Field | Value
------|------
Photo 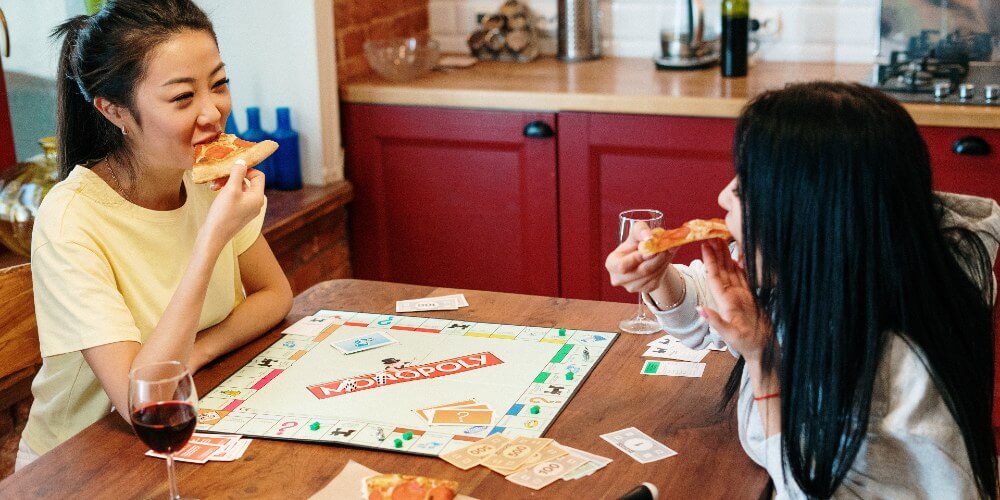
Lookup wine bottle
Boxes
[241,107,275,185]
[721,0,750,77]
[271,107,302,191]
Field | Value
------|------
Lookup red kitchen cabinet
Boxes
[343,104,559,296]
[558,112,737,302]
[921,126,1000,203]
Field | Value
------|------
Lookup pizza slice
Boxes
[363,473,458,500]
[639,218,732,256]
[191,133,278,184]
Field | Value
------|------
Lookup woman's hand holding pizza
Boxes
[698,238,774,363]
[201,162,265,250]
[605,221,675,294]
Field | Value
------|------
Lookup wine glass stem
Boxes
[636,294,648,320]
[166,453,180,500]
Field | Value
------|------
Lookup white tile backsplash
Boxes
[430,0,877,63]
[429,2,459,35]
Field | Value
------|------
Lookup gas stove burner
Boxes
[871,59,1000,105]
[899,67,933,88]
[875,54,969,94]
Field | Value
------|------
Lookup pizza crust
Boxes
[191,139,279,184]
[639,218,731,255]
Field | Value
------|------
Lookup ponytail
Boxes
[52,15,123,180]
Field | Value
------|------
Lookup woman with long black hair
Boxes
[606,82,998,498]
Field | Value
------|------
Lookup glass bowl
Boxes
[363,37,441,82]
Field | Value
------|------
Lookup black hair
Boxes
[727,82,997,498]
[51,0,216,182]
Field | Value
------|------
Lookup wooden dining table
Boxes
[0,279,769,499]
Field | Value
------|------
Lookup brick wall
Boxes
[334,0,431,82]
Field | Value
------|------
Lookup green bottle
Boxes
[721,0,750,77]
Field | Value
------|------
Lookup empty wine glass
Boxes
[129,361,198,500]
[619,209,665,334]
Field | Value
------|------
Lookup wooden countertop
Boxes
[0,181,354,269]
[341,57,1000,129]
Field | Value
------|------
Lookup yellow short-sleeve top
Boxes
[23,165,265,455]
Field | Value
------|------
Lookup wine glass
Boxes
[129,361,198,500]
[619,209,665,334]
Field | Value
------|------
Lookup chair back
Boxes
[0,264,40,409]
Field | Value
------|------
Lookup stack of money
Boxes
[440,434,612,491]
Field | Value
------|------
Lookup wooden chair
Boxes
[0,264,41,478]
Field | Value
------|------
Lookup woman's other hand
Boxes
[605,221,674,294]
[698,238,773,362]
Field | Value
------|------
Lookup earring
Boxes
[121,126,127,136]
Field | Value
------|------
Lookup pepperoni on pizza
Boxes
[191,133,278,184]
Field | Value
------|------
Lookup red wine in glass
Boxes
[129,361,198,500]
[131,401,197,454]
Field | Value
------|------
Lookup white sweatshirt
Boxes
[644,192,1000,499]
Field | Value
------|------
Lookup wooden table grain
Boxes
[0,279,769,499]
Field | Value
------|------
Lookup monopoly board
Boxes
[195,310,618,457]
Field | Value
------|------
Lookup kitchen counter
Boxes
[341,57,999,129]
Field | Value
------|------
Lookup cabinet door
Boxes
[922,126,1000,202]
[343,104,559,296]
[558,112,736,302]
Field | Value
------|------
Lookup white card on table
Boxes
[640,360,705,377]
[642,343,709,363]
[438,294,469,307]
[600,427,677,464]
[395,297,460,312]
[646,334,676,348]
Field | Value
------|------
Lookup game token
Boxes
[376,428,387,441]
[583,347,591,362]
[530,405,540,414]
[402,432,414,441]
[394,438,403,448]
[565,371,574,381]
[310,422,320,431]
[558,328,567,337]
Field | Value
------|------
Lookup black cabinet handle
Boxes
[952,136,991,156]
[523,121,554,139]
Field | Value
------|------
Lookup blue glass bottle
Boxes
[224,113,239,135]
[242,107,275,184]
[271,107,302,190]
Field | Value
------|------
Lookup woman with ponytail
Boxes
[606,82,998,498]
[18,0,292,469]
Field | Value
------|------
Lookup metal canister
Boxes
[557,0,601,62]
